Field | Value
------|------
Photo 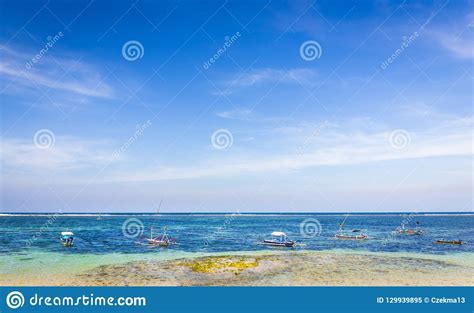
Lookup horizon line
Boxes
[1,211,473,215]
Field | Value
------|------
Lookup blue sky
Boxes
[0,0,472,212]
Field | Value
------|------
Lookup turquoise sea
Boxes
[1,213,473,277]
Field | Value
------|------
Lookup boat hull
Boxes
[262,240,295,247]
[146,239,169,246]
[398,230,424,235]
[335,234,368,240]
[60,240,74,247]
[434,240,462,245]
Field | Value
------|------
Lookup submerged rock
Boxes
[176,256,261,274]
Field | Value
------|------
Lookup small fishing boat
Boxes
[335,229,368,240]
[262,231,296,247]
[434,239,463,245]
[60,231,74,247]
[145,226,175,247]
[335,216,368,240]
[397,224,424,235]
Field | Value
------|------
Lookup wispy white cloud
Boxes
[226,68,318,89]
[103,115,473,182]
[216,108,291,123]
[3,105,470,184]
[430,30,473,59]
[429,13,473,59]
[216,108,253,120]
[0,45,114,99]
[0,137,118,172]
[0,63,114,98]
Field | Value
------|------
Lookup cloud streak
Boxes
[0,137,118,172]
[0,45,114,99]
[224,68,318,89]
[103,116,473,182]
[429,13,474,59]
[3,112,470,184]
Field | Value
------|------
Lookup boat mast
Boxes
[157,199,163,214]
[339,215,349,230]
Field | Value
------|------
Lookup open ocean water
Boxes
[1,213,472,255]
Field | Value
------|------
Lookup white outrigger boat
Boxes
[60,231,74,247]
[145,226,175,247]
[335,216,368,240]
[335,229,368,240]
[262,231,296,247]
[136,201,176,247]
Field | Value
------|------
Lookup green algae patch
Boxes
[178,256,261,275]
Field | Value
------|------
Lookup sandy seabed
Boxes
[4,250,473,286]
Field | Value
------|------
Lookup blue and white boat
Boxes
[60,231,74,247]
[263,231,295,247]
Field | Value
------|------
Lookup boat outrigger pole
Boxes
[339,215,349,230]
[335,215,368,240]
